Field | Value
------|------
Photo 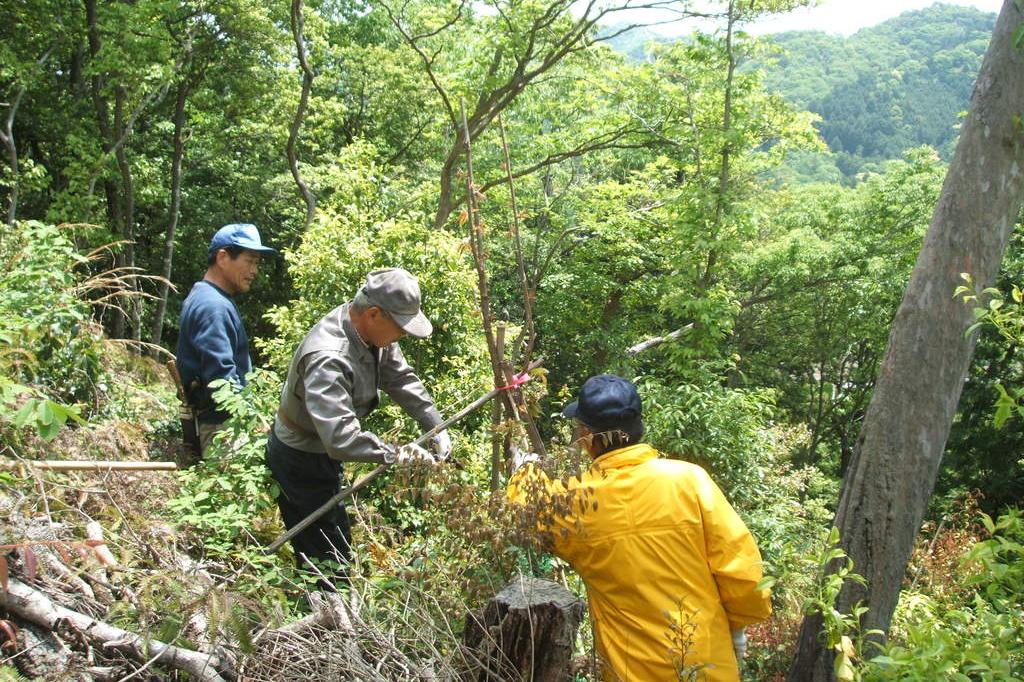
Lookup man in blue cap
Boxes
[176,223,276,458]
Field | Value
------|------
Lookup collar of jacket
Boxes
[590,443,658,472]
[339,302,379,362]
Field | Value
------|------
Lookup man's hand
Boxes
[731,628,748,661]
[509,445,540,473]
[396,443,438,466]
[431,429,453,461]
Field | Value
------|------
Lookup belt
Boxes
[276,407,318,440]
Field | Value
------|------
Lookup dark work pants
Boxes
[265,431,352,587]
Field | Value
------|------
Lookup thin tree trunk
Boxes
[701,0,736,289]
[151,78,189,347]
[1,46,54,226]
[1,86,25,226]
[789,2,1024,678]
[288,0,316,229]
[86,0,126,338]
[114,85,140,344]
[460,102,546,459]
[498,114,537,368]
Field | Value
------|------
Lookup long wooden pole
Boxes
[263,359,543,555]
[0,460,177,472]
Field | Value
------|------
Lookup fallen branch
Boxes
[0,577,229,682]
[0,460,177,472]
[624,324,693,357]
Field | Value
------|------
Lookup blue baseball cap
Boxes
[208,223,277,255]
[563,374,642,431]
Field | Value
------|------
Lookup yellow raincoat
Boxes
[508,443,771,681]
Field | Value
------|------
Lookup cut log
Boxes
[0,577,229,682]
[462,576,584,682]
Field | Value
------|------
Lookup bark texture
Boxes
[462,576,584,682]
[789,2,1024,679]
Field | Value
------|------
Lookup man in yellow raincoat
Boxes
[508,374,771,681]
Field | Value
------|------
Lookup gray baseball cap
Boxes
[360,268,433,338]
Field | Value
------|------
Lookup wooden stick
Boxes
[625,324,694,357]
[263,359,544,555]
[0,460,177,472]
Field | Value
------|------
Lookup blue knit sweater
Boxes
[176,280,251,423]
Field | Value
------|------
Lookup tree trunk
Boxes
[1,87,26,225]
[462,576,585,682]
[114,85,140,344]
[151,78,190,348]
[701,0,736,290]
[86,0,126,339]
[288,0,316,230]
[789,2,1024,679]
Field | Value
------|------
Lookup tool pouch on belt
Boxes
[167,360,201,461]
[179,402,201,459]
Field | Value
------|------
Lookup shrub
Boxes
[864,509,1024,681]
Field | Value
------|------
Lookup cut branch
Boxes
[0,577,229,682]
[625,324,693,357]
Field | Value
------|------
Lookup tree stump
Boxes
[462,576,585,682]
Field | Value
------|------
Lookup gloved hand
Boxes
[731,628,748,661]
[431,429,453,461]
[509,445,540,473]
[396,442,438,466]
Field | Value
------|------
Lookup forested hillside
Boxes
[1,0,1022,680]
[608,4,996,182]
[763,4,995,179]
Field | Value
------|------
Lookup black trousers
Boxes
[265,431,352,582]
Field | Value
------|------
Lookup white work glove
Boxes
[431,429,453,461]
[395,443,438,466]
[509,445,540,473]
[731,628,748,661]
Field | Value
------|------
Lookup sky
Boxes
[645,0,1003,37]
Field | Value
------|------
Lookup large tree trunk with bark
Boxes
[789,2,1024,679]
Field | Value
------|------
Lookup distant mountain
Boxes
[603,4,995,183]
[762,3,994,179]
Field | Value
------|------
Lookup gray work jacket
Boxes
[273,302,442,463]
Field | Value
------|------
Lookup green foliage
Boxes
[864,510,1024,681]
[260,142,490,436]
[0,377,85,441]
[169,369,282,564]
[731,150,944,470]
[0,221,102,405]
[799,528,878,682]
[956,272,1024,427]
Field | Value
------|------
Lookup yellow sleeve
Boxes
[695,468,772,629]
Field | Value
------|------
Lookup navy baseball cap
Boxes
[563,374,642,431]
[208,223,277,255]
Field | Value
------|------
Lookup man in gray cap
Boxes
[267,267,452,585]
[177,223,276,459]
